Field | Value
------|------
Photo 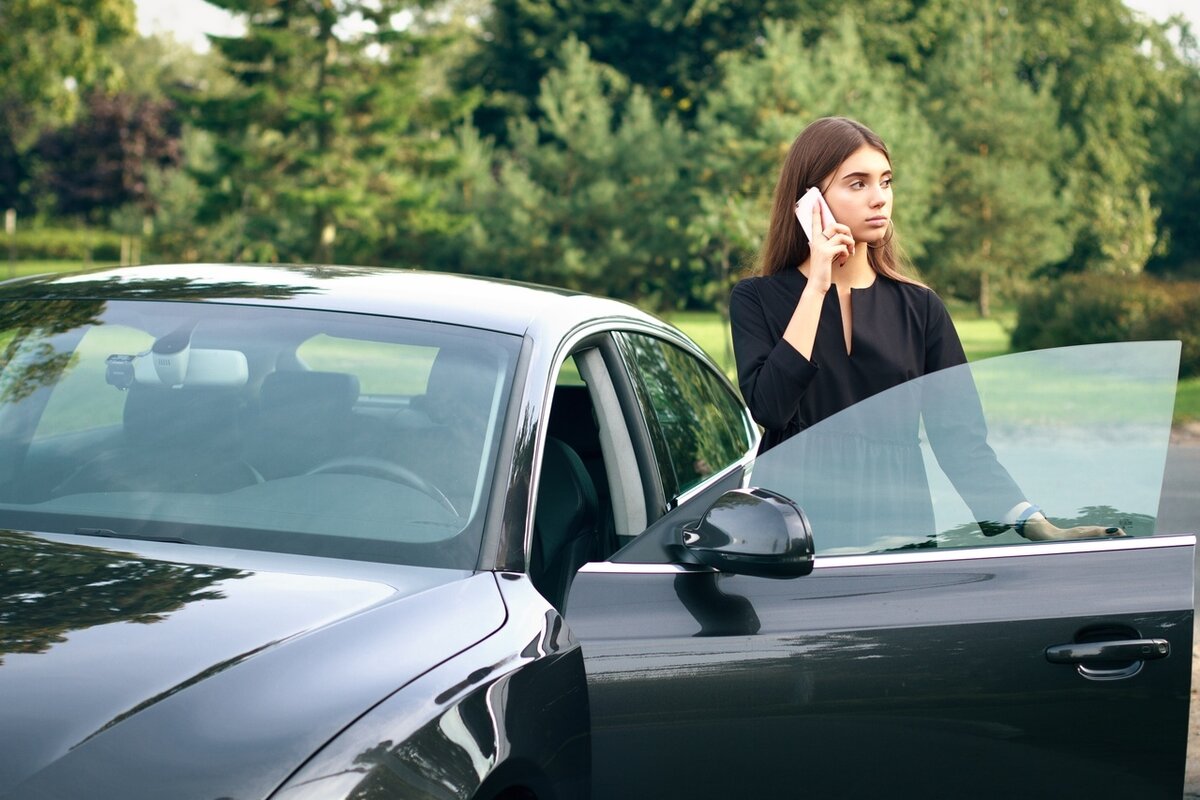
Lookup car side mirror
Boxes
[682,488,814,578]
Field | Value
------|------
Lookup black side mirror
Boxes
[682,487,814,578]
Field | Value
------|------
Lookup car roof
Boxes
[0,263,665,338]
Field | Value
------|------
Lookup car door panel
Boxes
[564,339,1190,797]
[568,537,1193,799]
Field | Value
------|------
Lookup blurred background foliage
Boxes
[1,0,1199,371]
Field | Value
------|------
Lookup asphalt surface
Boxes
[1160,440,1200,798]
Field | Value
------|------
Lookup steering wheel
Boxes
[304,457,458,517]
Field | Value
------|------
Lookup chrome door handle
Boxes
[1045,639,1170,663]
[1045,638,1169,680]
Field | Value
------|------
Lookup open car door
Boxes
[567,341,1193,799]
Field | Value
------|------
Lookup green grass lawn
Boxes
[668,308,1200,425]
[1,259,96,279]
[664,309,1013,374]
[1175,378,1200,426]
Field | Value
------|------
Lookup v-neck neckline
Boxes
[833,277,876,358]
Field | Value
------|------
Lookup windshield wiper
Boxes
[73,527,193,545]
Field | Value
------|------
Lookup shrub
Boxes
[1012,273,1200,377]
[7,227,122,261]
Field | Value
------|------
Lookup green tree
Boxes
[1147,22,1200,276]
[443,38,692,306]
[773,0,1183,281]
[34,90,183,221]
[922,2,1071,315]
[188,0,444,263]
[1012,0,1181,276]
[0,0,137,211]
[461,0,816,137]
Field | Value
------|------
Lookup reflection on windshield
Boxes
[749,342,1180,554]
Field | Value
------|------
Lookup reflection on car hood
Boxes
[0,530,507,799]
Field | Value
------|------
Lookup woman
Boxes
[730,116,1119,544]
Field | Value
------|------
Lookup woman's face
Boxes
[818,144,893,245]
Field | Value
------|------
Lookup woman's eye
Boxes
[850,181,865,189]
[882,178,893,188]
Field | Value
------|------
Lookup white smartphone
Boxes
[794,186,836,242]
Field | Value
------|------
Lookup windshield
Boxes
[0,299,521,569]
[749,341,1180,554]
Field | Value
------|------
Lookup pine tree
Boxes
[188,0,436,263]
[461,0,816,138]
[922,2,1072,315]
[443,38,692,307]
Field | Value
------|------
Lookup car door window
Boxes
[749,341,1181,554]
[617,333,754,504]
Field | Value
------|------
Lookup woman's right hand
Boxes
[806,204,854,295]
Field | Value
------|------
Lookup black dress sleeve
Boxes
[919,290,1027,530]
[730,278,819,433]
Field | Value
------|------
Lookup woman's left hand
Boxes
[1022,516,1127,541]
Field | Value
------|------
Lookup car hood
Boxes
[0,530,507,800]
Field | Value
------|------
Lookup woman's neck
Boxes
[800,246,876,289]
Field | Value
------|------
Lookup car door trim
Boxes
[579,533,1195,574]
[576,346,648,536]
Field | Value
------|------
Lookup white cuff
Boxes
[1003,501,1034,527]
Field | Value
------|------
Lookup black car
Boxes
[0,264,1191,799]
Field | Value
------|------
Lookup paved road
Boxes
[1161,441,1200,798]
[1158,441,1200,537]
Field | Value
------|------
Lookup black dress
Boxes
[730,270,1024,550]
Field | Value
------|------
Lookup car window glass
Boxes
[620,333,753,500]
[34,324,154,438]
[297,335,437,396]
[0,300,520,570]
[749,342,1180,555]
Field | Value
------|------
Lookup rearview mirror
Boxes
[682,488,814,578]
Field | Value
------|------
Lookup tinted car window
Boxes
[750,341,1180,554]
[619,333,753,500]
[0,300,520,569]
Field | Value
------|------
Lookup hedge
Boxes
[1012,273,1200,378]
[5,227,123,261]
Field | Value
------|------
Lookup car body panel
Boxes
[274,575,590,800]
[0,530,505,799]
[0,263,660,344]
[570,536,1194,799]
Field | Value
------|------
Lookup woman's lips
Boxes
[865,218,889,228]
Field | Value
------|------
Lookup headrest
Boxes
[418,347,499,425]
[426,348,496,400]
[259,371,360,418]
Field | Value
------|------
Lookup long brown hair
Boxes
[757,116,924,286]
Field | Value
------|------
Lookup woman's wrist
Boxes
[801,280,829,298]
[1018,512,1051,540]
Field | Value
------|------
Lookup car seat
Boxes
[530,436,599,612]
